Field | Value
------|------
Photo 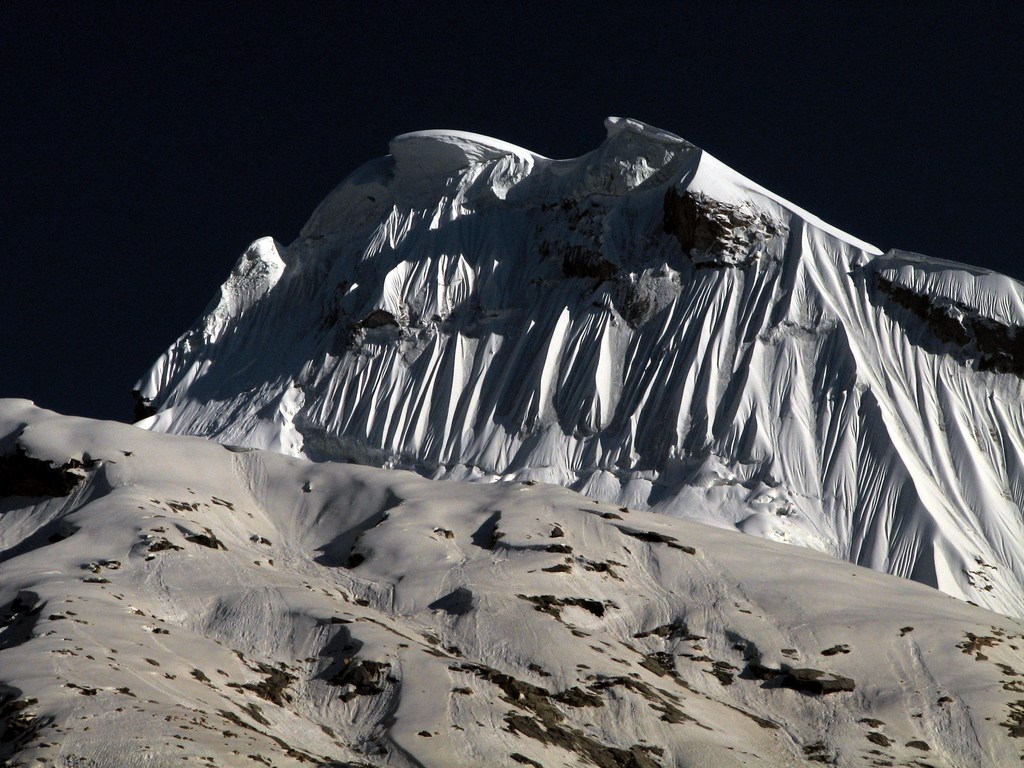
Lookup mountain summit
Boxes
[135,118,1024,617]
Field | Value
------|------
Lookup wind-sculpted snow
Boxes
[3,401,1024,767]
[137,117,1024,617]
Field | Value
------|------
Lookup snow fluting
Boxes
[135,117,1024,618]
[3,399,1024,767]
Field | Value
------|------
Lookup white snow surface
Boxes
[2,399,1024,767]
[136,117,1024,618]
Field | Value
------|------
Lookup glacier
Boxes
[135,117,1024,618]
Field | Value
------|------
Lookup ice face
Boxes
[135,118,1024,617]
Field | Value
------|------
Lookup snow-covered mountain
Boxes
[135,118,1024,618]
[3,400,1024,767]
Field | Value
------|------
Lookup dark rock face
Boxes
[745,663,855,695]
[517,594,612,618]
[611,270,681,329]
[0,684,48,759]
[663,188,787,268]
[561,246,618,281]
[132,389,157,423]
[358,309,400,330]
[0,447,85,498]
[229,663,296,707]
[633,620,691,640]
[184,528,226,550]
[616,526,696,555]
[875,275,1024,377]
[779,667,856,695]
[0,593,42,651]
[327,659,391,701]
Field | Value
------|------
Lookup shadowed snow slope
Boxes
[3,400,1024,767]
[136,118,1024,617]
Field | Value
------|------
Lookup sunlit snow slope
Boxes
[3,400,1024,767]
[136,118,1024,617]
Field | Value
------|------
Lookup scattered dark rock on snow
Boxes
[552,686,603,708]
[166,499,200,513]
[229,663,296,707]
[745,664,855,695]
[821,644,850,656]
[517,594,612,619]
[616,526,695,554]
[639,652,676,678]
[328,659,391,701]
[453,662,658,768]
[579,558,621,579]
[1002,701,1024,737]
[865,731,893,747]
[802,741,832,763]
[541,563,572,573]
[957,631,1000,660]
[527,663,551,678]
[509,753,543,768]
[504,711,661,768]
[184,527,226,550]
[147,538,183,555]
[587,674,696,727]
[633,620,691,640]
[452,662,563,724]
[65,682,98,696]
[0,685,47,752]
[86,559,121,573]
[545,543,573,554]
[707,660,738,686]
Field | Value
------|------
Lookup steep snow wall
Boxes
[136,117,1024,617]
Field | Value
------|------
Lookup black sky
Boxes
[2,3,1022,423]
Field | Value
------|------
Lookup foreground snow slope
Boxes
[2,399,1024,767]
[136,117,1024,617]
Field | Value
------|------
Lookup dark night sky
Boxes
[2,3,1022,423]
